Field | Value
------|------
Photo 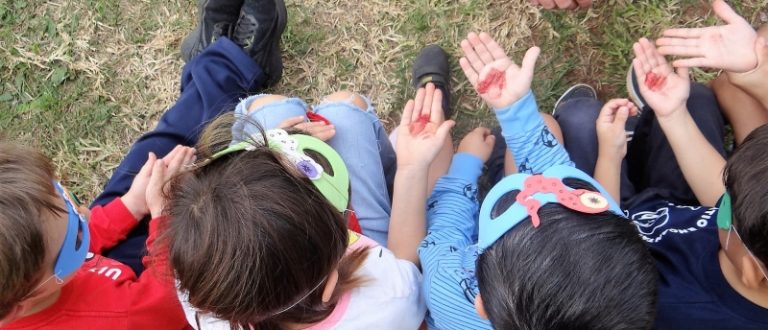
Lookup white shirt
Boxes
[179,233,426,330]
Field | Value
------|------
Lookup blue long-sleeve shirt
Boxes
[418,92,573,329]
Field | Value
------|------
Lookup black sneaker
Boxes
[233,0,288,87]
[180,0,244,62]
[412,45,452,119]
[552,83,597,115]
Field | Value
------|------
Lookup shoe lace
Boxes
[232,12,258,49]
[211,22,233,43]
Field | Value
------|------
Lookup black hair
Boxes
[476,178,657,329]
[724,124,768,265]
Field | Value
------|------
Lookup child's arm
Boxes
[728,38,768,109]
[458,32,573,173]
[389,83,455,265]
[632,38,726,206]
[418,130,494,329]
[594,99,638,201]
[88,152,158,253]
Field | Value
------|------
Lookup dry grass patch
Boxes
[1,0,766,200]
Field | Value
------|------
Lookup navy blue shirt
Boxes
[629,199,768,329]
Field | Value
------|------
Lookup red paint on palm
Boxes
[409,115,430,135]
[644,72,667,92]
[477,69,506,94]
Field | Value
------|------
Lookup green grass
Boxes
[1,0,766,200]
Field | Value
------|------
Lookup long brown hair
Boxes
[161,115,368,330]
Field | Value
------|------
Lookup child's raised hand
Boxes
[656,0,757,73]
[459,32,541,109]
[457,127,496,163]
[146,145,196,219]
[632,38,690,119]
[396,83,455,169]
[596,99,638,160]
[278,116,336,141]
[122,152,157,220]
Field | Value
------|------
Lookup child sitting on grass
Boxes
[0,143,192,329]
[417,32,658,329]
[163,81,458,328]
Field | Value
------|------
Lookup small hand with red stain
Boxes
[459,32,541,110]
[632,38,690,119]
[396,83,455,169]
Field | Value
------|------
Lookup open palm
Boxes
[459,32,540,109]
[396,83,454,169]
[656,0,757,72]
[632,38,690,119]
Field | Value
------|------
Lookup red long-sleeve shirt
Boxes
[3,199,191,330]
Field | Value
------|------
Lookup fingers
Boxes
[422,83,435,119]
[435,120,456,142]
[755,37,768,63]
[137,152,157,178]
[277,116,306,129]
[294,121,336,141]
[478,32,507,61]
[468,32,495,64]
[166,147,194,177]
[671,57,710,68]
[400,100,415,127]
[661,27,704,39]
[676,66,690,81]
[430,87,445,123]
[575,0,592,8]
[712,0,746,25]
[555,0,577,9]
[413,87,426,122]
[461,38,486,73]
[459,57,479,87]
[520,46,541,76]
[656,45,702,57]
[614,106,630,126]
[536,0,556,9]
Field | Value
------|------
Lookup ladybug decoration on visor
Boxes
[477,165,625,251]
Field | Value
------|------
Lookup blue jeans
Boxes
[233,94,396,246]
[91,38,266,274]
[554,83,726,208]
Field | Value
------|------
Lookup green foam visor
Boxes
[211,129,350,212]
[716,192,733,230]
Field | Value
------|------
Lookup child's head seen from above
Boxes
[163,118,367,329]
[0,142,89,323]
[721,124,768,277]
[475,166,658,329]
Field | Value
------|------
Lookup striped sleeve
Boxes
[494,91,574,174]
[418,154,493,330]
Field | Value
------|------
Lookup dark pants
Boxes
[91,38,265,274]
[554,83,726,208]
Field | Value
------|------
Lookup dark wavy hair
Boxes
[476,178,657,329]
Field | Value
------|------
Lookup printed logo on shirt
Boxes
[88,266,123,281]
[631,203,716,243]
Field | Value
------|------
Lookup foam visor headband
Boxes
[214,129,350,212]
[478,165,624,251]
[52,181,90,279]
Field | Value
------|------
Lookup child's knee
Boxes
[247,95,289,114]
[321,91,369,111]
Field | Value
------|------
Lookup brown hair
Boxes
[724,124,768,265]
[0,141,65,319]
[161,115,368,330]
